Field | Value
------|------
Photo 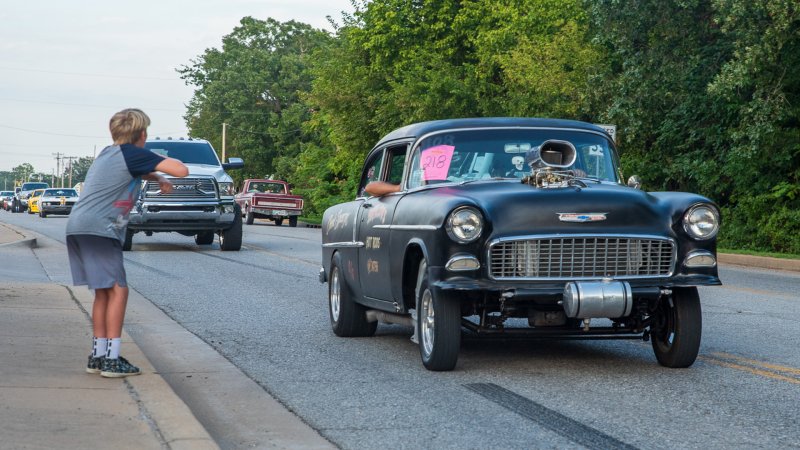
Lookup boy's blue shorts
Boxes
[66,234,127,289]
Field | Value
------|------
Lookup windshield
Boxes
[247,182,285,194]
[144,141,220,166]
[407,129,619,188]
[22,182,49,191]
[43,189,78,197]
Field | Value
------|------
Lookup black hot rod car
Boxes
[320,118,720,371]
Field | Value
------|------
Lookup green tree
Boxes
[12,163,35,185]
[68,157,94,184]
[179,17,331,187]
[308,0,600,200]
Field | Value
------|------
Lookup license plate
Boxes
[274,210,287,216]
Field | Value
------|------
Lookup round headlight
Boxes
[683,204,720,240]
[446,206,483,243]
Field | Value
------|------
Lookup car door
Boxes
[357,144,409,305]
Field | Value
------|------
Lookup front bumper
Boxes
[41,205,73,214]
[252,206,302,217]
[428,266,721,301]
[128,201,236,231]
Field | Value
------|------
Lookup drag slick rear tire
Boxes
[416,259,461,371]
[328,252,376,337]
[651,287,702,368]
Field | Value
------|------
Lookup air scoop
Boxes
[524,140,581,188]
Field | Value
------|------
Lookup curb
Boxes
[718,253,800,273]
[0,222,37,248]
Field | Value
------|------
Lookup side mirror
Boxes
[223,157,244,170]
[627,175,642,190]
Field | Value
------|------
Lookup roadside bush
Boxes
[720,192,800,254]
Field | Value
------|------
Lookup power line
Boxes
[0,97,184,112]
[0,124,106,138]
[0,124,188,139]
[0,66,179,81]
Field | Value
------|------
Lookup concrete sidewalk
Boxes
[0,223,217,449]
[0,220,336,450]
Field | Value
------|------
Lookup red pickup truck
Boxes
[234,179,304,227]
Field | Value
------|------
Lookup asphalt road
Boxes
[2,210,798,450]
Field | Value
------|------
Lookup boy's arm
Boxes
[142,172,175,194]
[155,157,189,177]
[140,158,188,194]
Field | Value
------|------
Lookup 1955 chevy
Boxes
[320,118,721,371]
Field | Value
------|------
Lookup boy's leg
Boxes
[100,283,139,378]
[92,288,110,337]
[104,283,129,339]
[87,288,110,373]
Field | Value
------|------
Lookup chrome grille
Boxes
[143,177,217,199]
[489,236,675,280]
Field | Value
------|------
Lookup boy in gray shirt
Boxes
[67,108,188,377]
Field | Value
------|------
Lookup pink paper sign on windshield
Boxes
[420,145,455,181]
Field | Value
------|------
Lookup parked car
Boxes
[12,182,49,213]
[320,118,721,371]
[126,137,244,251]
[26,189,46,215]
[0,191,13,210]
[38,188,80,218]
[234,179,304,227]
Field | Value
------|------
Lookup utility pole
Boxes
[222,122,228,162]
[52,152,63,187]
[64,156,78,188]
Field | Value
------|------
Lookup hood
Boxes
[168,164,232,183]
[421,180,711,238]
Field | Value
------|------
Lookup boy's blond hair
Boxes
[109,108,151,145]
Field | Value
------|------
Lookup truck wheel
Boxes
[289,216,298,227]
[122,229,134,251]
[651,287,702,368]
[220,205,243,251]
[39,209,47,218]
[245,207,255,225]
[195,231,214,245]
[416,259,461,371]
[273,218,283,226]
[329,252,377,337]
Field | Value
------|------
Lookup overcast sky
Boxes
[0,0,354,175]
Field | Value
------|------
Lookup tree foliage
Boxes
[178,1,798,252]
[178,17,331,188]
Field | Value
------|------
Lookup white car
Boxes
[38,188,80,218]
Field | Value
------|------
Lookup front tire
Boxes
[122,229,133,251]
[651,287,702,368]
[245,206,255,225]
[195,231,214,245]
[219,204,243,251]
[329,252,377,337]
[39,209,46,218]
[273,218,283,226]
[416,260,461,371]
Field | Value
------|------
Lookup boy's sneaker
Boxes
[86,355,104,374]
[100,356,141,378]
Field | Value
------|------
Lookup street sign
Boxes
[596,124,617,142]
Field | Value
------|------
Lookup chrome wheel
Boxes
[420,289,435,357]
[330,267,341,322]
